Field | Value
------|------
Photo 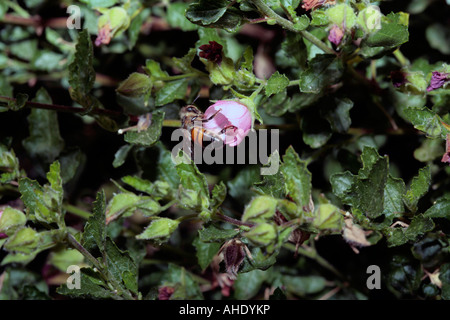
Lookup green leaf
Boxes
[210,181,226,213]
[426,23,450,55]
[176,159,210,212]
[403,165,431,213]
[280,146,312,209]
[136,218,180,244]
[124,111,164,147]
[440,263,450,300]
[22,88,64,163]
[106,192,161,222]
[242,196,278,223]
[330,147,389,219]
[80,0,117,8]
[265,71,290,96]
[193,237,221,271]
[386,215,435,247]
[283,275,326,296]
[424,196,450,219]
[186,0,243,32]
[299,54,343,93]
[365,14,409,48]
[57,268,115,299]
[322,98,354,133]
[383,176,406,222]
[404,106,449,139]
[82,190,106,253]
[234,269,267,300]
[253,163,286,199]
[155,79,189,106]
[105,238,138,293]
[49,249,84,272]
[7,93,28,111]
[167,2,198,31]
[198,224,240,242]
[113,144,133,168]
[414,138,445,162]
[121,175,153,195]
[18,173,62,225]
[68,29,95,97]
[161,264,203,299]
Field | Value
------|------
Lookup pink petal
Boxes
[203,101,252,146]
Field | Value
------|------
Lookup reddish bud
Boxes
[158,286,175,300]
[199,41,223,64]
[390,70,407,88]
[95,24,112,47]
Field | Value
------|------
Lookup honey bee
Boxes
[179,105,236,157]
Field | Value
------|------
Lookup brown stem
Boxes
[215,212,254,228]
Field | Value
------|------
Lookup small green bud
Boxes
[116,72,152,98]
[312,203,344,231]
[356,6,383,33]
[4,227,39,254]
[244,222,277,247]
[242,196,278,223]
[0,207,27,236]
[326,3,357,29]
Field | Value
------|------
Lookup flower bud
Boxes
[202,100,252,147]
[116,72,152,98]
[328,25,344,46]
[0,207,26,237]
[427,71,450,92]
[95,7,130,47]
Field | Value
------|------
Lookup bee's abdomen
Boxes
[192,127,204,146]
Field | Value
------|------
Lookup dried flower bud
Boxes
[390,70,407,88]
[273,211,310,257]
[95,24,112,47]
[158,286,175,300]
[95,7,130,47]
[222,239,246,279]
[199,41,223,64]
[427,71,450,92]
[202,100,252,147]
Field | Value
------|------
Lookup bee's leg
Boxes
[220,125,237,134]
[220,125,238,145]
[202,108,222,122]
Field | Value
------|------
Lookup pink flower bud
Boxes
[328,25,344,46]
[202,100,252,147]
[427,71,450,92]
